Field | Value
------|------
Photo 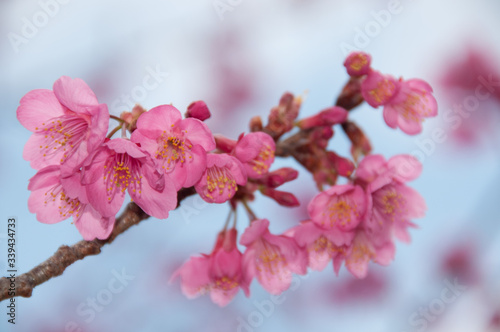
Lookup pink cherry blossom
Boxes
[171,229,250,307]
[382,79,438,135]
[344,52,372,77]
[344,230,395,279]
[28,165,114,240]
[194,154,247,203]
[130,105,216,189]
[240,219,307,295]
[291,221,354,273]
[233,132,275,179]
[308,184,366,231]
[82,138,177,219]
[16,76,109,173]
[361,70,400,108]
[356,154,426,241]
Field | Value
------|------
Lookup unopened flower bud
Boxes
[185,100,211,121]
[336,76,364,111]
[121,104,147,132]
[327,151,354,177]
[214,134,237,153]
[265,92,302,140]
[260,187,300,207]
[262,167,299,188]
[249,116,263,132]
[341,121,372,163]
[297,106,348,129]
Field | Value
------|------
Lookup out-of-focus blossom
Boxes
[291,221,353,273]
[171,229,250,307]
[355,154,426,242]
[308,184,366,231]
[382,78,438,135]
[240,219,307,294]
[344,52,372,77]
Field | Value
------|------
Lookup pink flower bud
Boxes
[342,121,372,163]
[297,106,348,129]
[327,151,354,177]
[260,187,300,207]
[120,104,147,132]
[336,76,364,111]
[344,52,372,77]
[214,134,237,153]
[249,116,263,132]
[185,100,211,121]
[261,167,298,188]
[265,92,302,140]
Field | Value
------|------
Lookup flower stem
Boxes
[110,115,125,123]
[223,208,234,231]
[107,124,122,139]
[241,200,257,223]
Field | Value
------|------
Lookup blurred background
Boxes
[1,0,500,331]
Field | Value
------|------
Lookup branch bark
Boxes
[0,187,196,302]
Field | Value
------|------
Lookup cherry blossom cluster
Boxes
[16,52,437,306]
[345,52,438,135]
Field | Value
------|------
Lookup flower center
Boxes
[206,166,237,199]
[249,145,274,175]
[103,153,142,200]
[310,236,344,256]
[36,115,88,162]
[44,185,83,218]
[350,241,375,263]
[350,54,369,71]
[398,91,431,122]
[257,242,286,276]
[368,79,396,104]
[375,186,406,221]
[214,276,239,291]
[324,198,359,228]
[155,130,193,171]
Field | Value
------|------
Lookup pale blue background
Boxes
[1,0,500,331]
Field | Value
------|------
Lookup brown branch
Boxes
[0,187,196,302]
